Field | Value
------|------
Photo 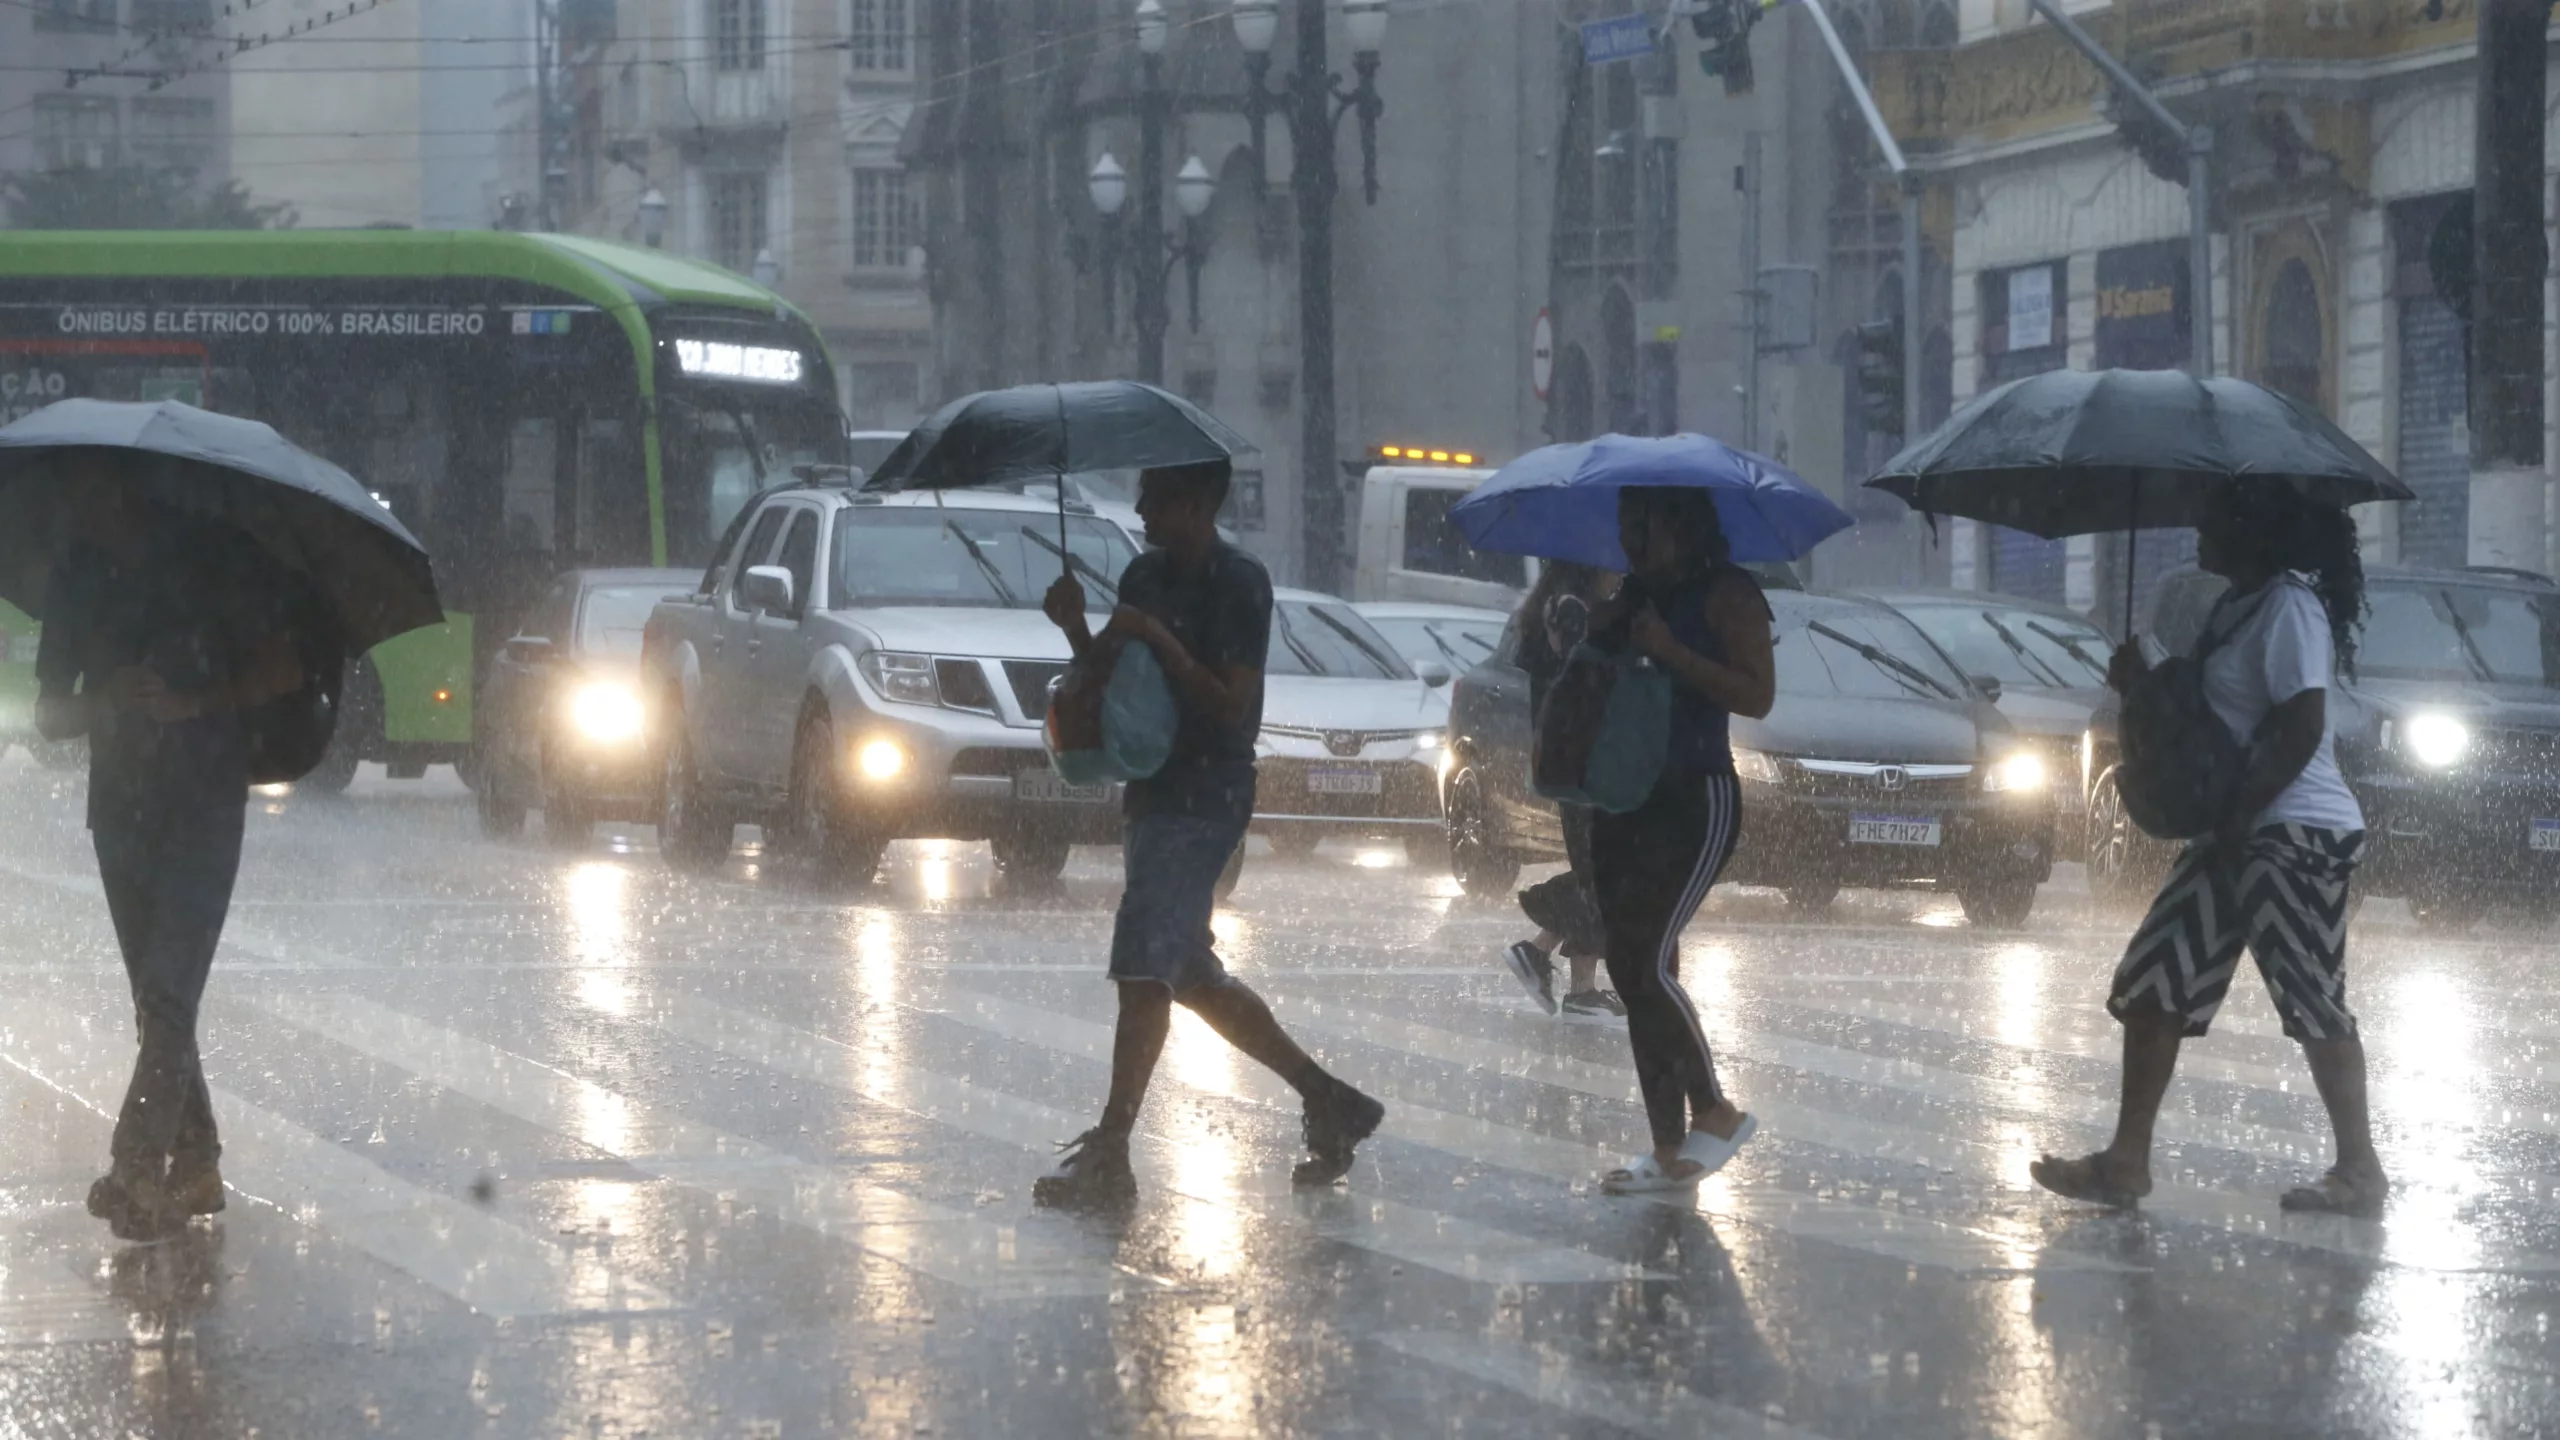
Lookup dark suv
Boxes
[1444,587,2056,927]
[2084,565,2560,929]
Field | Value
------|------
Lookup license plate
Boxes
[1016,771,1110,804]
[2532,819,2560,852]
[1305,766,1384,796]
[1849,813,1942,847]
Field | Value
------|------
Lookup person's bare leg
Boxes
[2300,1037,2386,1187]
[1179,981,1326,1095]
[2034,1008,2181,1202]
[1567,954,1601,994]
[1099,982,1174,1135]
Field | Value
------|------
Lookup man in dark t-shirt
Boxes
[1033,459,1382,1208]
[34,457,307,1241]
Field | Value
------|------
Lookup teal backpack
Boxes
[1531,645,1672,813]
[1045,642,1178,786]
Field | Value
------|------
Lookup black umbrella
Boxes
[1866,368,2410,624]
[0,398,442,652]
[865,380,1256,493]
[1867,368,2409,535]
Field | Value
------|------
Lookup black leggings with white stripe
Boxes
[1591,773,1742,1152]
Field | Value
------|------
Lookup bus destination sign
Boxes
[50,306,491,339]
[672,337,803,384]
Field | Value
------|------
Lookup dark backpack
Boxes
[2116,590,2266,840]
[242,576,348,786]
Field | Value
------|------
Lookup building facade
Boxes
[1877,0,2542,624]
[0,0,231,223]
[550,0,933,432]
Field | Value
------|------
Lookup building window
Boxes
[849,0,909,71]
[130,98,216,175]
[34,96,120,172]
[851,167,912,269]
[131,0,215,29]
[714,0,765,71]
[711,172,769,273]
[32,0,116,33]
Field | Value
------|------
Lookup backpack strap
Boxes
[2190,577,2296,663]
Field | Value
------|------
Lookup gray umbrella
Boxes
[0,398,442,652]
[863,380,1256,492]
[1865,368,2411,538]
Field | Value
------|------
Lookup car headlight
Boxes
[857,651,939,706]
[853,737,907,781]
[2403,712,2471,768]
[569,681,645,744]
[1731,746,1784,785]
[1984,749,2048,793]
[1413,730,1444,752]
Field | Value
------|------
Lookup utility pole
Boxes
[1133,40,1170,387]
[2468,0,2547,570]
[1797,0,1922,445]
[1637,45,1681,437]
[1740,131,1762,450]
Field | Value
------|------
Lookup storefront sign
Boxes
[2094,240,2188,370]
[2006,267,2053,351]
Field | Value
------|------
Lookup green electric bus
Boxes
[0,230,846,788]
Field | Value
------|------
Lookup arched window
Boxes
[1551,344,1596,443]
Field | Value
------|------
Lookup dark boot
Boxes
[1292,1083,1386,1187]
[1031,1128,1138,1211]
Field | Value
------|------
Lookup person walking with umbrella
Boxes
[1452,434,1850,1194]
[862,381,1384,1206]
[1868,368,2413,1214]
[1,400,440,1241]
[1499,559,1624,1017]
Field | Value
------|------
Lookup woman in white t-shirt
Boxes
[2031,480,2387,1216]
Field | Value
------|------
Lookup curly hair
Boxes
[2232,480,2367,676]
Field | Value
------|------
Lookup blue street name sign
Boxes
[1581,13,1657,65]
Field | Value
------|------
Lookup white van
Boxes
[1352,463,1535,610]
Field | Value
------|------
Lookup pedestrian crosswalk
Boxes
[5,845,2560,1433]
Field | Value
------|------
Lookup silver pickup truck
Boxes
[640,482,1143,884]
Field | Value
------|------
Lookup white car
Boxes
[1252,589,1456,858]
[1352,601,1511,679]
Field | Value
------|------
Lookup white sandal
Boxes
[1675,1113,1758,1180]
[1601,1151,1705,1195]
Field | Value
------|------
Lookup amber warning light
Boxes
[1376,445,1479,466]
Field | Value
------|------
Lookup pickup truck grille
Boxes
[1003,660,1072,719]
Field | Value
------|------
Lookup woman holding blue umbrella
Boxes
[1453,434,1850,1194]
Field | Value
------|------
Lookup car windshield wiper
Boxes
[1017,526,1120,607]
[931,505,1017,607]
[2023,620,2111,683]
[2433,590,2496,681]
[1272,608,1328,675]
[1974,612,2067,688]
[1808,621,1958,700]
[1309,608,1406,678]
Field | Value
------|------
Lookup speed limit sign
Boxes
[1531,308,1555,400]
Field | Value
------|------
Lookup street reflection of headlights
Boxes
[1984,750,2048,793]
[2404,712,2471,768]
[854,737,907,781]
[1731,746,1784,785]
[857,651,939,705]
[570,682,645,743]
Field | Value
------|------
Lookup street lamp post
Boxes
[1089,0,1218,388]
[1233,0,1388,596]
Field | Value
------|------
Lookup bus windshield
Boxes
[660,389,848,568]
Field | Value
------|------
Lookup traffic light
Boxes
[1692,0,1770,96]
[1856,318,1904,437]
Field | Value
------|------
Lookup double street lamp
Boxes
[1089,0,1220,387]
[1230,0,1388,596]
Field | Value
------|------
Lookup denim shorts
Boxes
[1107,810,1246,995]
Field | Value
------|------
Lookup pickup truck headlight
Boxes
[1731,746,1784,785]
[2401,711,2471,769]
[858,651,939,706]
[1983,749,2048,793]
[569,681,645,744]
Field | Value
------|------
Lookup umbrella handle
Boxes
[2122,483,2139,639]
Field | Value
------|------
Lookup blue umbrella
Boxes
[1451,432,1853,569]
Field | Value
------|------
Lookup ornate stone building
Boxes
[1873,0,2528,621]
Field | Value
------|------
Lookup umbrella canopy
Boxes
[1865,368,2410,538]
[0,398,442,652]
[1450,433,1854,569]
[865,380,1256,491]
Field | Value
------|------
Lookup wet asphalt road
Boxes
[0,758,2556,1439]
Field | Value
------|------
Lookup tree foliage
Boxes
[2,165,295,231]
